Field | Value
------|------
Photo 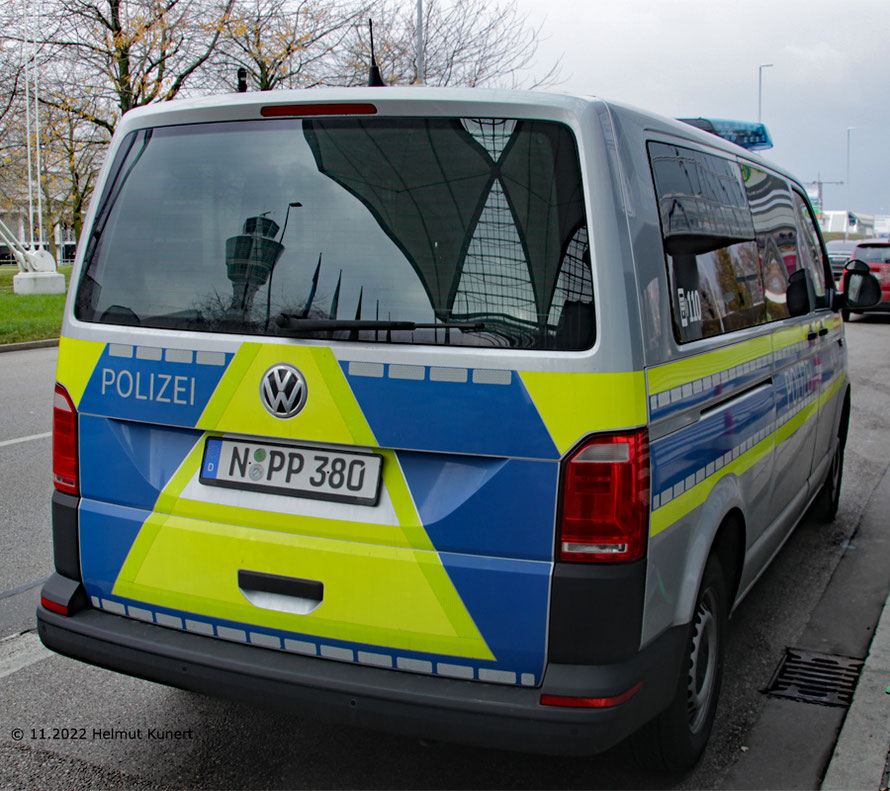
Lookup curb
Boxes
[0,339,60,354]
[821,588,890,790]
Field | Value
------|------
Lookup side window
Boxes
[648,141,764,343]
[739,165,800,321]
[792,190,830,309]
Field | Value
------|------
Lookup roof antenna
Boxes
[368,20,385,87]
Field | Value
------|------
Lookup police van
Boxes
[38,88,880,770]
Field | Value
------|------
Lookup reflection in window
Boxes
[453,178,538,329]
[649,142,765,343]
[461,118,517,160]
[792,191,829,307]
[649,142,753,244]
[742,166,797,320]
[548,226,592,325]
[76,117,594,350]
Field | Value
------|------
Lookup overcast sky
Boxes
[513,0,889,216]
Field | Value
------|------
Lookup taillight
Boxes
[558,430,649,562]
[53,383,78,495]
[540,682,642,708]
[41,596,70,616]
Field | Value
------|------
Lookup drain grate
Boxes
[765,648,864,707]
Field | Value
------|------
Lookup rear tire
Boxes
[812,439,844,522]
[631,555,727,773]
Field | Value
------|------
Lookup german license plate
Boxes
[200,437,383,505]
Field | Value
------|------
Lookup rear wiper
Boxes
[275,314,485,332]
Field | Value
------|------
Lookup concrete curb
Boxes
[0,339,60,354]
[821,592,890,790]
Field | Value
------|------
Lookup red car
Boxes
[848,239,890,316]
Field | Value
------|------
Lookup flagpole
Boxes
[23,0,35,249]
[33,0,45,250]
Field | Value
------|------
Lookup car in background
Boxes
[847,239,890,317]
[826,239,857,283]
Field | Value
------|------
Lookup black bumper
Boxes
[37,575,686,756]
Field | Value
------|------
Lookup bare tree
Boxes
[41,111,106,246]
[212,0,370,91]
[11,0,238,136]
[324,0,562,89]
[0,0,562,253]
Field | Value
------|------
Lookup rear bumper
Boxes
[38,574,686,756]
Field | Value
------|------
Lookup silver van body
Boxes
[38,88,850,767]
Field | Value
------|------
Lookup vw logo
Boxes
[260,364,307,419]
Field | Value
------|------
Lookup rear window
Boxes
[75,116,593,350]
[853,244,890,264]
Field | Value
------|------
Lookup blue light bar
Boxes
[678,118,774,151]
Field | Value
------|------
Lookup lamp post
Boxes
[758,63,773,123]
[845,126,855,241]
[416,0,424,84]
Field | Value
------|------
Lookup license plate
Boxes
[200,437,383,505]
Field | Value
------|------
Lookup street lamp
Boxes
[416,0,424,84]
[758,64,773,123]
[845,126,855,240]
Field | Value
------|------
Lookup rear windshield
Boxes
[854,244,890,264]
[75,117,593,350]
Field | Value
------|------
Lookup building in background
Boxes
[820,210,875,238]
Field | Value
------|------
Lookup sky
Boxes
[512,0,890,216]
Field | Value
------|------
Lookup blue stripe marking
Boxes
[79,416,202,510]
[78,347,232,427]
[79,499,152,596]
[397,450,557,562]
[343,363,559,459]
[649,354,774,422]
[650,385,775,496]
[89,593,537,685]
[435,551,550,682]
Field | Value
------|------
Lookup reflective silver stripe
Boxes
[135,346,162,361]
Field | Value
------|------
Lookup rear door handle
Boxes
[818,327,829,337]
[238,569,324,615]
[807,330,818,341]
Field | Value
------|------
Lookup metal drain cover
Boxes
[765,648,864,707]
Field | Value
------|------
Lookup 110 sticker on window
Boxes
[677,288,703,328]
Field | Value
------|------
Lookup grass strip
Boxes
[0,265,73,344]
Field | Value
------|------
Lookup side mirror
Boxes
[842,260,881,309]
[786,269,810,317]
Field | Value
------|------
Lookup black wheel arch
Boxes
[709,509,745,613]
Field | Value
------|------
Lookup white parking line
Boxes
[0,631,52,680]
[0,432,52,449]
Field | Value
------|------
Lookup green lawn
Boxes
[0,264,73,345]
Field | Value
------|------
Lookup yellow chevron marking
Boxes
[56,337,106,407]
[520,370,647,456]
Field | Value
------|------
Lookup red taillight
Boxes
[260,103,378,118]
[53,383,78,496]
[540,683,642,708]
[41,596,70,616]
[558,430,649,562]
